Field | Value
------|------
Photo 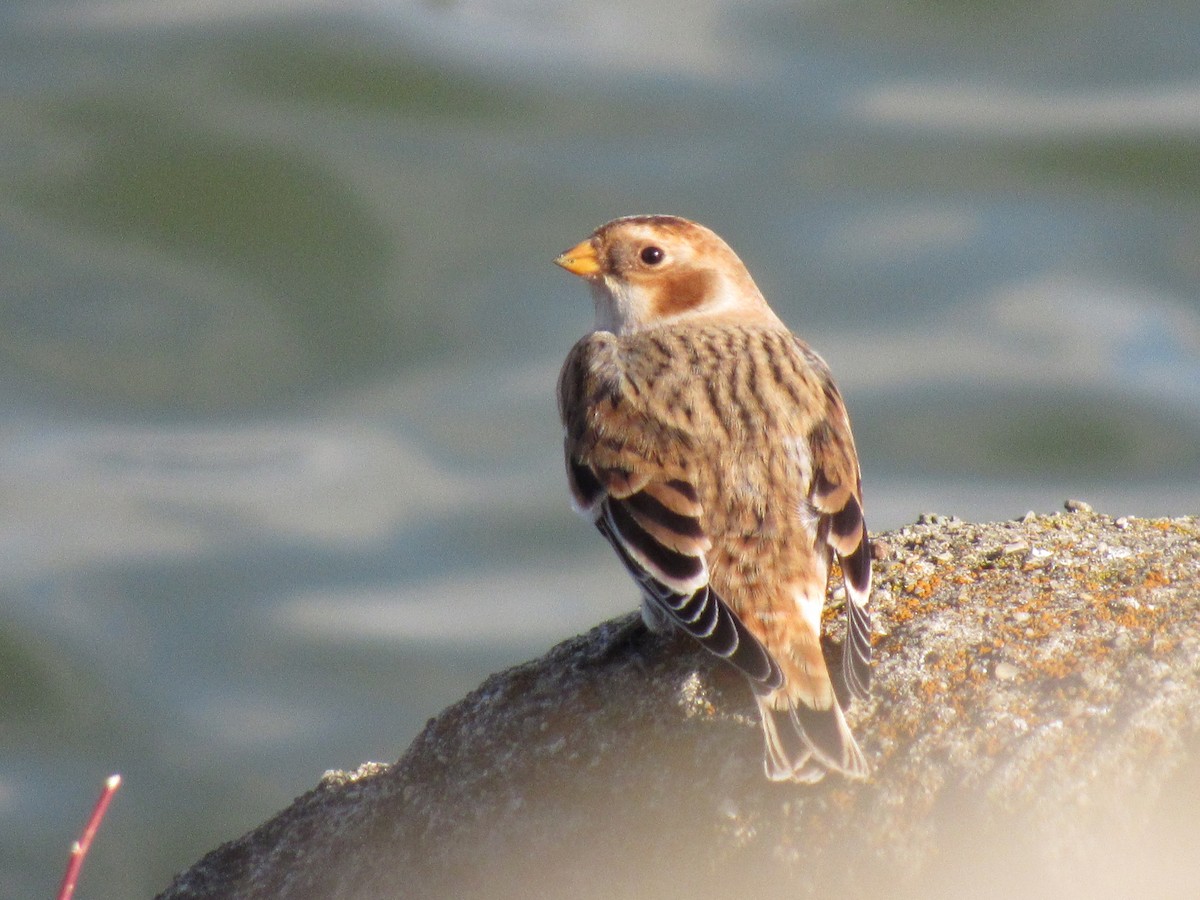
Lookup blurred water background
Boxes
[2,0,1199,896]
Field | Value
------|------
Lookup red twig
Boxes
[57,774,122,900]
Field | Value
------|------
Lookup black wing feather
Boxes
[596,506,782,692]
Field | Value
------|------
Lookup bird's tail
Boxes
[756,691,868,783]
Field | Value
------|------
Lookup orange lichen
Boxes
[1143,570,1170,589]
[884,589,934,625]
[908,574,943,600]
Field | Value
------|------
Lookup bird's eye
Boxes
[640,246,665,265]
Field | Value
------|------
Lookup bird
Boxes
[554,214,872,783]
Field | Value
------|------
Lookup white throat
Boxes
[588,272,757,335]
[589,277,637,334]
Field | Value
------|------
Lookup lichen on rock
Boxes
[158,509,1200,900]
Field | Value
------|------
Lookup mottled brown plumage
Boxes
[555,215,871,782]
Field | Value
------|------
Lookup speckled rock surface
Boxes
[157,510,1200,900]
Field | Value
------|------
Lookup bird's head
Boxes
[555,215,777,334]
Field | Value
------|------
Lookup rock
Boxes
[157,513,1200,900]
[991,660,1020,681]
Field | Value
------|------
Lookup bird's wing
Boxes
[559,334,783,692]
[797,340,873,701]
[594,477,784,692]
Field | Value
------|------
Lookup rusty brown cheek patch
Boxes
[649,269,717,318]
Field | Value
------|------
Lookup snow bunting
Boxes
[555,215,871,782]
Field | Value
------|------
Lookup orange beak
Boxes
[554,239,602,277]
